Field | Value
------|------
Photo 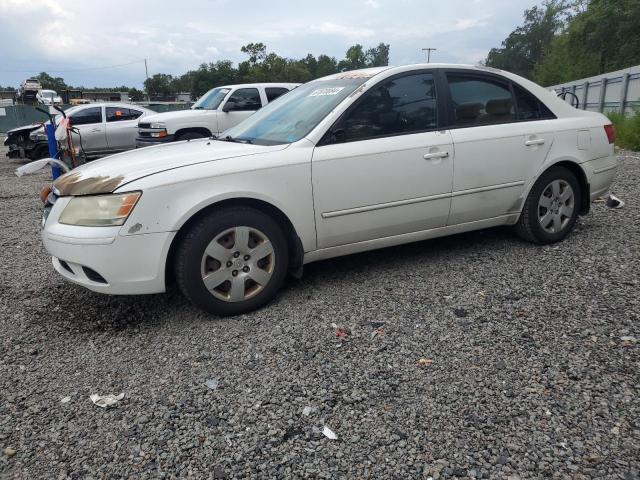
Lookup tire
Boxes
[31,144,49,160]
[177,132,206,141]
[515,166,582,244]
[174,207,289,316]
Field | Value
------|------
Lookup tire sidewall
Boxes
[525,167,582,243]
[177,208,289,316]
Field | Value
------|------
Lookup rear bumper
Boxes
[135,135,175,148]
[584,154,618,201]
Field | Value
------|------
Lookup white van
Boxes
[136,83,298,147]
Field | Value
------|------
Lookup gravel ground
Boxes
[1,137,639,479]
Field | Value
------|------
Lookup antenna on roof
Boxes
[421,48,437,63]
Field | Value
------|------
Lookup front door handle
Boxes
[525,138,545,147]
[423,151,449,160]
[89,128,102,133]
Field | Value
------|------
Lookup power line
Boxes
[0,59,147,73]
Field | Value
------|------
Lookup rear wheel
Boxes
[515,166,581,244]
[174,207,289,316]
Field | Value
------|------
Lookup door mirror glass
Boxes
[222,101,236,113]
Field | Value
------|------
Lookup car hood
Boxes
[142,109,209,124]
[7,123,42,135]
[53,139,288,196]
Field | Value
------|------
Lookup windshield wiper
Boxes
[221,135,252,144]
[192,106,204,110]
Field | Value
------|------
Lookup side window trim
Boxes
[318,68,443,146]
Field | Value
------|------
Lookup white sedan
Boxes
[41,64,618,316]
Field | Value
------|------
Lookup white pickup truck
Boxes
[136,83,298,146]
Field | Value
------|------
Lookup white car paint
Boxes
[42,64,617,298]
[136,83,298,146]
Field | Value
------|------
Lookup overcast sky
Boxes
[0,0,539,89]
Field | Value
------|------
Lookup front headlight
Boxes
[59,192,141,227]
[149,122,166,129]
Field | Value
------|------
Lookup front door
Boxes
[444,72,556,225]
[217,87,263,133]
[68,106,108,153]
[312,71,454,248]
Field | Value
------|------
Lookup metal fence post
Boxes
[619,73,630,115]
[598,78,608,113]
[582,82,589,110]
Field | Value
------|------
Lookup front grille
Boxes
[138,123,151,129]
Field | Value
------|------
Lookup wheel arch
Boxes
[165,197,304,288]
[522,159,590,217]
[174,127,212,140]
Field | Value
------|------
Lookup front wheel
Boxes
[515,166,582,244]
[174,207,289,316]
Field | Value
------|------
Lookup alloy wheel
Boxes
[537,179,575,234]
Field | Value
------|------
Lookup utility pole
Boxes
[144,58,149,102]
[421,48,437,63]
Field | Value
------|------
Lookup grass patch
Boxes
[608,110,640,151]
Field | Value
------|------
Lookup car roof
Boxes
[66,102,155,113]
[215,82,300,89]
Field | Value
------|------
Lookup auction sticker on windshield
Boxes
[309,87,345,97]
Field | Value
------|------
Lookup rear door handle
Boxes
[525,139,545,147]
[423,151,449,160]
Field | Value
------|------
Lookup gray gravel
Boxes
[1,137,639,479]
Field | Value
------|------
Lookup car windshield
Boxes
[192,88,230,110]
[41,90,56,96]
[223,78,368,145]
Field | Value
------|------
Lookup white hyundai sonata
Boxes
[42,64,618,315]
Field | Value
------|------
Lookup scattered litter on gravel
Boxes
[1,140,639,478]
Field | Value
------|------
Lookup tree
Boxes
[365,43,390,67]
[240,43,267,65]
[144,73,175,99]
[339,44,367,71]
[36,72,68,92]
[128,88,145,101]
[315,54,339,77]
[485,0,571,79]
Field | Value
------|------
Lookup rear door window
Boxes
[106,107,144,122]
[265,87,290,102]
[513,84,555,121]
[446,73,515,127]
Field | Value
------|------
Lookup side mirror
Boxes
[222,101,236,113]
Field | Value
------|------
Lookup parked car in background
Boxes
[4,102,155,160]
[42,64,617,316]
[136,83,298,147]
[36,89,62,106]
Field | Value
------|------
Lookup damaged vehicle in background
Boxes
[5,102,155,160]
[41,64,617,316]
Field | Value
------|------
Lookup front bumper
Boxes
[135,135,175,148]
[42,198,175,295]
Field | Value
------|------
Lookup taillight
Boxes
[604,124,615,144]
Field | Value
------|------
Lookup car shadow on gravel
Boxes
[296,225,521,284]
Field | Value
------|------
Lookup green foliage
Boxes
[608,110,640,151]
[30,42,390,101]
[36,71,68,92]
[487,0,640,86]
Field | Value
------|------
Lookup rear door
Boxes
[69,106,107,153]
[217,87,263,132]
[105,107,145,151]
[444,71,556,225]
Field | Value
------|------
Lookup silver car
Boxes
[27,103,155,158]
